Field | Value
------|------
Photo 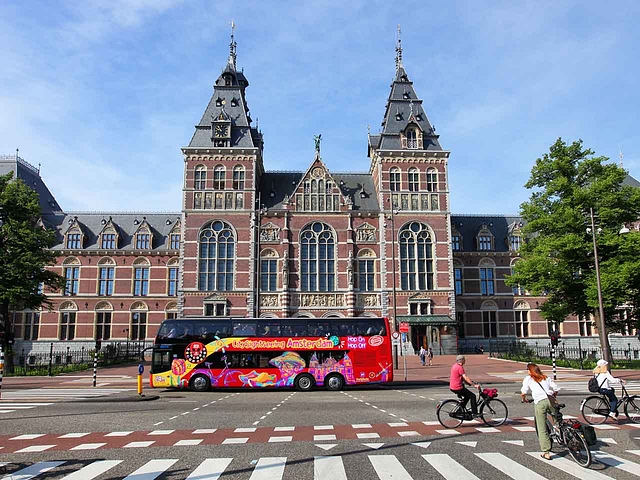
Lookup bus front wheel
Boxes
[295,374,315,392]
[190,374,211,392]
[325,374,344,391]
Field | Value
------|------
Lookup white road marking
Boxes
[185,458,233,480]
[248,457,286,480]
[0,461,64,479]
[592,450,640,476]
[122,459,178,480]
[314,456,347,480]
[477,452,546,480]
[422,453,480,480]
[70,443,106,450]
[528,452,612,479]
[60,460,122,480]
[369,455,413,480]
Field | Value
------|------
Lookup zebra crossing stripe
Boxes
[248,457,287,480]
[475,452,546,480]
[122,459,178,480]
[368,455,413,480]
[314,456,348,480]
[592,451,640,476]
[422,454,480,480]
[527,452,612,479]
[0,461,65,480]
[59,460,122,480]
[185,458,233,480]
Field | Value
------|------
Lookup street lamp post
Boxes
[588,207,612,365]
[388,209,400,370]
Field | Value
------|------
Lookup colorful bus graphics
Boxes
[150,318,393,391]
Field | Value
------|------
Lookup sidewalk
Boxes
[391,353,640,385]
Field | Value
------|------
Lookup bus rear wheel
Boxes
[325,374,344,391]
[295,374,315,392]
[189,374,211,392]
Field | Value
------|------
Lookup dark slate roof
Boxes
[451,214,523,253]
[44,212,181,251]
[623,173,640,188]
[0,155,62,215]
[376,66,443,151]
[186,57,261,149]
[259,172,380,211]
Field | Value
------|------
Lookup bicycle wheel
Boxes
[480,398,508,427]
[564,427,592,467]
[581,396,609,425]
[437,399,464,428]
[624,395,640,423]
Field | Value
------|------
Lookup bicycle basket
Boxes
[482,388,498,398]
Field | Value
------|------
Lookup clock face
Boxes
[214,124,228,137]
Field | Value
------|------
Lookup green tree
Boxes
[506,139,640,361]
[0,172,65,370]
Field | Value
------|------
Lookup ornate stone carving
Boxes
[260,295,279,307]
[356,223,377,242]
[356,294,380,307]
[260,222,281,243]
[290,294,345,307]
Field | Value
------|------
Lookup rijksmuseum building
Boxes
[3,33,639,356]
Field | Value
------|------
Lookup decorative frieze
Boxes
[356,223,377,242]
[356,294,380,307]
[290,293,346,307]
[260,294,279,307]
[260,222,281,243]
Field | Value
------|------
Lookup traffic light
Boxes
[550,333,558,347]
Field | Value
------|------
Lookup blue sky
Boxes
[1,0,639,214]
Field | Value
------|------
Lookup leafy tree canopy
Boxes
[506,138,640,332]
[0,172,65,351]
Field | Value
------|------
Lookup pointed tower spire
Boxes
[395,24,403,70]
[228,20,237,69]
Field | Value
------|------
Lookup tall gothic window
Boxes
[194,165,206,190]
[399,222,434,291]
[454,267,463,295]
[357,250,375,291]
[514,303,530,338]
[389,168,401,192]
[98,263,115,296]
[198,220,235,291]
[480,267,494,295]
[260,250,278,292]
[408,168,419,192]
[64,266,79,296]
[300,222,335,292]
[59,310,76,341]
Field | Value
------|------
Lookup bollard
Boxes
[551,345,557,381]
[0,346,4,400]
[92,350,98,387]
[48,342,54,377]
[137,364,144,396]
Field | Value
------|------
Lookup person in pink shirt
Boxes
[449,355,480,417]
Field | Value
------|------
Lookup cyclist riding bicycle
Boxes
[593,359,626,418]
[449,355,480,419]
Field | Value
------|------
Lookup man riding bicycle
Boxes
[449,355,480,418]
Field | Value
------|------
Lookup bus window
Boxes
[232,321,257,336]
[307,320,331,337]
[159,321,195,340]
[209,320,231,338]
[281,321,307,337]
[331,320,357,336]
[258,320,281,337]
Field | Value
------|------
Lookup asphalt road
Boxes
[1,383,640,479]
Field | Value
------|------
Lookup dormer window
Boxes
[402,90,411,99]
[101,233,115,249]
[407,129,418,149]
[136,233,150,249]
[66,233,81,249]
[215,97,223,107]
[224,75,231,86]
[509,235,522,251]
[230,97,239,107]
[477,227,494,251]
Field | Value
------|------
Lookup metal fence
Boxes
[460,339,640,369]
[5,341,154,376]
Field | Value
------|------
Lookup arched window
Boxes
[260,249,278,292]
[165,301,178,320]
[389,167,401,192]
[59,301,77,341]
[130,302,148,341]
[406,129,418,149]
[199,220,235,291]
[481,301,498,338]
[213,165,225,190]
[95,301,112,340]
[194,165,207,190]
[300,222,335,292]
[399,222,434,291]
[408,168,419,192]
[233,165,245,190]
[514,301,530,338]
[426,168,438,192]
[357,249,376,291]
[62,257,80,296]
[132,257,150,296]
[97,257,115,296]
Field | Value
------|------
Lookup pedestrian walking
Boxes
[520,362,560,460]
[593,359,626,418]
[418,346,426,366]
[426,347,433,366]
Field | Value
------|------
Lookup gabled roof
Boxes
[451,214,523,253]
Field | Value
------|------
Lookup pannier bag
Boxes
[580,424,597,446]
[482,388,498,398]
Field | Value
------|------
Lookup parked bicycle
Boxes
[535,402,592,467]
[581,383,640,425]
[436,385,508,428]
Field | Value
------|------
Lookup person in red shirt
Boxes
[449,355,480,417]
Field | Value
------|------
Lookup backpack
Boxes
[588,375,604,393]
[580,424,597,446]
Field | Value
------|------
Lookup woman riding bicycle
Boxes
[593,359,626,418]
[520,362,560,460]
